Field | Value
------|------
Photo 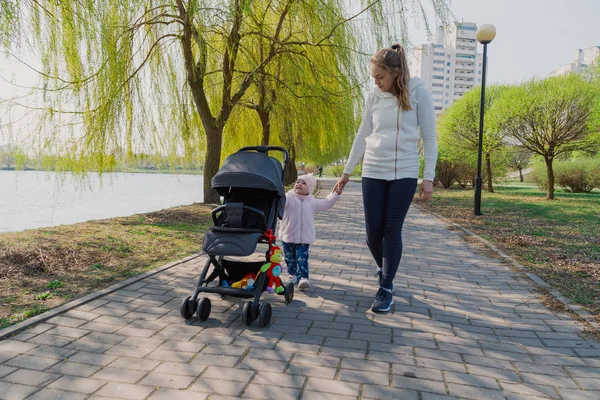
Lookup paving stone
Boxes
[188,378,245,395]
[46,375,107,394]
[300,390,360,400]
[362,384,419,400]
[444,371,500,389]
[305,377,360,396]
[447,383,506,399]
[521,372,579,388]
[242,385,300,399]
[44,326,90,339]
[202,366,254,383]
[94,382,154,399]
[91,367,147,383]
[0,381,40,399]
[147,388,207,400]
[26,388,87,400]
[48,361,103,377]
[65,339,114,353]
[1,369,60,386]
[575,377,600,390]
[253,372,306,388]
[4,355,59,370]
[25,345,74,360]
[47,316,88,328]
[138,372,194,389]
[555,388,600,400]
[0,340,39,355]
[66,352,118,366]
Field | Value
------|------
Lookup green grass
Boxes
[422,184,600,315]
[0,203,213,330]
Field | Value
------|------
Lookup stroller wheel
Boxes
[259,302,272,328]
[197,297,211,321]
[180,296,195,320]
[241,301,253,326]
[284,281,294,304]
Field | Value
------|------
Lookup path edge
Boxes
[414,204,599,330]
[0,253,204,340]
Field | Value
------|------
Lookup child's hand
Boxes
[332,186,342,195]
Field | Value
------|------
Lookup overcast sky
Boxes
[407,0,600,84]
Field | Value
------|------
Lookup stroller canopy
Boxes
[212,150,285,198]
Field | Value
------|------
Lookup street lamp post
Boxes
[474,24,497,216]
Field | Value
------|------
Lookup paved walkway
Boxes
[1,180,599,400]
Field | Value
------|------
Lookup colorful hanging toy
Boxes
[257,245,284,294]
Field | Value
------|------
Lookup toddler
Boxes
[279,174,341,290]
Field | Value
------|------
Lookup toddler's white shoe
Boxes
[288,275,297,284]
[298,278,310,290]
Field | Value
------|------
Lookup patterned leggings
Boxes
[282,242,310,279]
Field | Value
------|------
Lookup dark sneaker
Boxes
[374,269,395,293]
[371,287,394,313]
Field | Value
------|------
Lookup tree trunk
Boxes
[284,156,298,185]
[518,167,524,182]
[485,153,494,193]
[257,108,271,146]
[545,156,555,200]
[203,126,223,204]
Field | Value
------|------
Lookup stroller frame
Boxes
[180,146,294,327]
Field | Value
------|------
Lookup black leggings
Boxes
[362,177,418,290]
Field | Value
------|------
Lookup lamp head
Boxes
[476,24,496,44]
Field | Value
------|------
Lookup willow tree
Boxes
[1,0,450,203]
[438,85,507,192]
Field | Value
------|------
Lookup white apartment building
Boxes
[408,22,485,115]
[549,46,600,77]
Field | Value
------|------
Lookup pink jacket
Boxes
[279,189,340,244]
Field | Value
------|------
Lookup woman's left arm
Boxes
[417,86,438,201]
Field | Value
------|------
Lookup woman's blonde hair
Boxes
[370,44,411,111]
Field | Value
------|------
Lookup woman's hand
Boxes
[334,173,350,194]
[418,180,434,202]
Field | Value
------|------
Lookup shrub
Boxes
[530,158,599,193]
[326,164,361,177]
[327,165,345,177]
[555,159,600,193]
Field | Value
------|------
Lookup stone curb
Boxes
[415,204,600,330]
[0,253,203,340]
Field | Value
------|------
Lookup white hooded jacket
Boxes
[344,77,438,181]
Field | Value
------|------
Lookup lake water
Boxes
[0,170,204,233]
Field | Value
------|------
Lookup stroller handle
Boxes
[238,146,289,182]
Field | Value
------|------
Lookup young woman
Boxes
[334,44,438,313]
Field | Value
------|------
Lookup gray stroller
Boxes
[180,146,294,327]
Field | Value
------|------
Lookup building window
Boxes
[447,62,451,66]
[432,83,443,87]
[434,52,445,56]
[433,75,444,80]
[445,100,449,104]
[433,67,444,72]
[447,69,451,73]
[446,77,450,81]
[478,71,482,74]
[432,90,443,95]
[447,55,451,59]
[433,60,445,64]
[434,106,443,110]
[446,85,450,89]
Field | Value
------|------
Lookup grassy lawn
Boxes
[419,182,600,317]
[0,204,213,329]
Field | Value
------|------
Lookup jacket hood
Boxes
[373,77,425,99]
